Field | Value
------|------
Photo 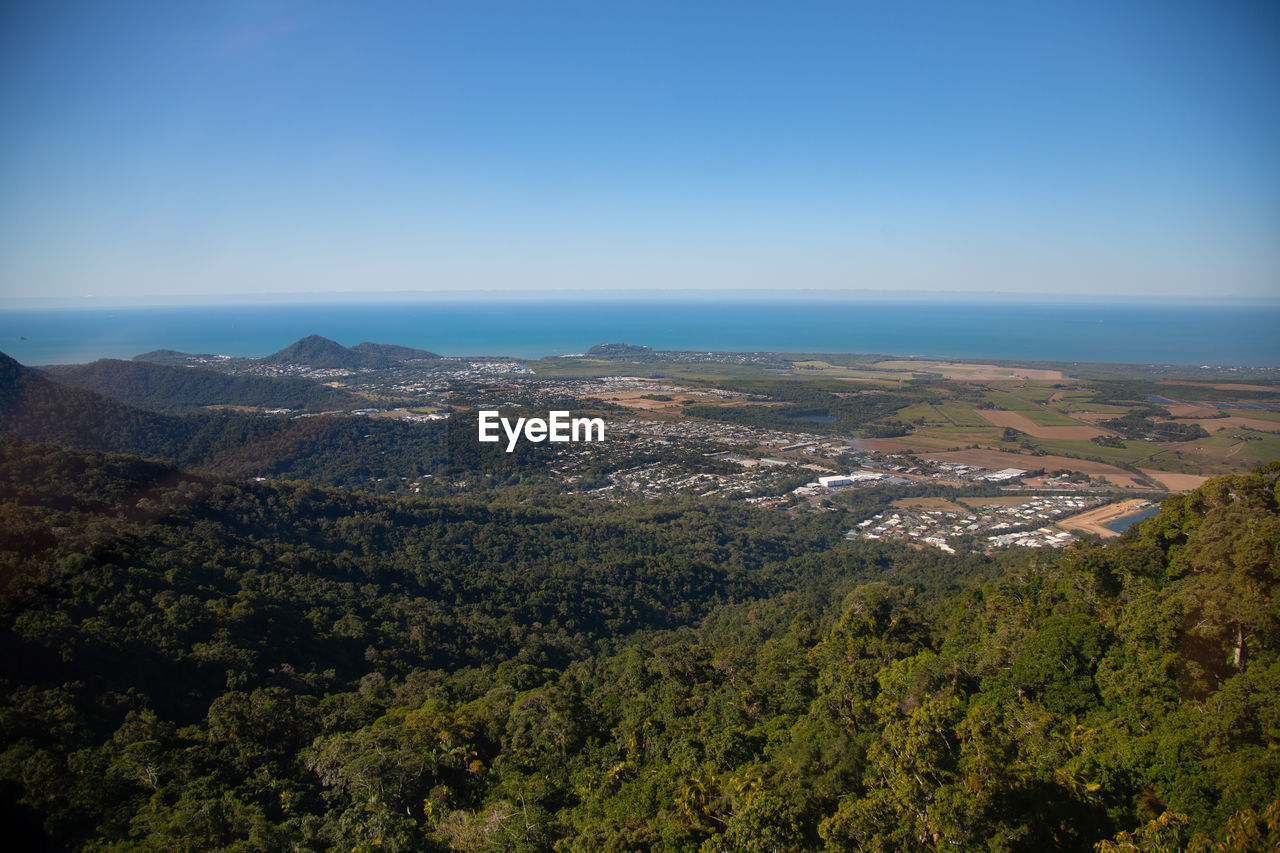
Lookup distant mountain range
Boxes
[137,335,441,371]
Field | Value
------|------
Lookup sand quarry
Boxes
[1058,498,1154,539]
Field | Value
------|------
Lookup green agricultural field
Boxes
[873,359,1002,374]
[896,403,941,422]
[1109,430,1280,477]
[1231,431,1280,464]
[1051,389,1098,402]
[1193,429,1280,461]
[982,390,1043,412]
[1196,430,1253,449]
[526,358,785,383]
[932,401,991,427]
[1043,389,1133,414]
[1065,402,1132,414]
[1009,385,1061,402]
[1224,408,1280,423]
[788,361,901,381]
[1020,436,1163,467]
[1029,408,1098,426]
[982,396,1086,426]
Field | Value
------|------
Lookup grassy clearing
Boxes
[891,497,969,512]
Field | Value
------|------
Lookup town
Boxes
[847,494,1105,553]
[141,344,1262,552]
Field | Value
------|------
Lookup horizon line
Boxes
[4,288,1279,310]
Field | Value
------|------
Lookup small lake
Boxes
[797,414,835,423]
[1103,505,1162,534]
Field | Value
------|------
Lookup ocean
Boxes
[1103,505,1163,534]
[0,299,1276,367]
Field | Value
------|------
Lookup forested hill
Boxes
[0,351,198,460]
[0,435,1276,851]
[0,352,471,489]
[264,335,439,369]
[349,341,442,363]
[39,358,365,414]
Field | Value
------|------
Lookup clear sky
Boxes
[1,0,1277,305]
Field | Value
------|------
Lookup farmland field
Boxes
[976,409,1105,439]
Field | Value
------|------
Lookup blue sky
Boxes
[1,0,1277,305]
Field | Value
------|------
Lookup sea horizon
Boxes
[1,298,1277,368]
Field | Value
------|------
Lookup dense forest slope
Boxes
[0,353,506,490]
[40,359,365,414]
[0,435,1276,851]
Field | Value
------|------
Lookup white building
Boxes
[983,468,1028,481]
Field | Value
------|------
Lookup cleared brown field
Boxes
[1166,404,1221,418]
[1139,469,1210,491]
[976,409,1106,440]
[581,390,697,411]
[200,405,262,413]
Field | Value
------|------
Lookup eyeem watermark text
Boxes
[478,410,606,452]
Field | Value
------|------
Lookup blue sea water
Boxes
[0,299,1276,367]
[1103,505,1163,534]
